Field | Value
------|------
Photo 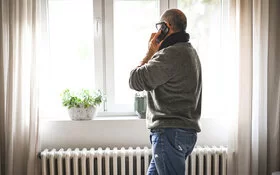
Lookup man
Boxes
[129,9,202,175]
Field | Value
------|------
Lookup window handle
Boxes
[103,94,107,112]
[95,17,102,37]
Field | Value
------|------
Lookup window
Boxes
[177,0,238,118]
[105,0,160,112]
[40,0,95,117]
[41,0,237,119]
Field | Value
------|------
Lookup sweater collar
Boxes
[158,31,190,51]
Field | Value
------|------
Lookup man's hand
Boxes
[148,31,163,55]
[139,31,163,66]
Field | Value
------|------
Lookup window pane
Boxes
[41,0,95,117]
[178,0,238,118]
[113,0,159,109]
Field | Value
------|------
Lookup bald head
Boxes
[160,9,187,32]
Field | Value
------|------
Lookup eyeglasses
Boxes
[155,22,167,31]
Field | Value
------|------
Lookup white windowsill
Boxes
[41,115,143,121]
[40,111,145,121]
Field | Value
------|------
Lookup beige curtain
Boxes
[0,0,48,174]
[227,0,280,174]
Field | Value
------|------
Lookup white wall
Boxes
[40,117,229,151]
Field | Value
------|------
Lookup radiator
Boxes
[40,146,227,175]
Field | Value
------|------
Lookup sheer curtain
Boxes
[0,0,48,174]
[227,0,280,174]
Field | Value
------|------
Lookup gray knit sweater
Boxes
[129,42,202,132]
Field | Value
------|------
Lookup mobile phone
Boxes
[156,23,169,43]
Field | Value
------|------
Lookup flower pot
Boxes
[67,106,97,120]
[134,92,147,119]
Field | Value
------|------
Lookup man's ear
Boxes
[166,22,171,29]
[165,22,174,36]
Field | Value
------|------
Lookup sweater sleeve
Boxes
[129,51,176,91]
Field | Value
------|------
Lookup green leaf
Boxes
[61,88,103,109]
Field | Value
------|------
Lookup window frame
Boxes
[101,0,229,116]
[93,0,105,111]
[102,0,169,114]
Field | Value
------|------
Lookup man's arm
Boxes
[138,31,163,67]
[129,31,171,91]
[129,51,176,91]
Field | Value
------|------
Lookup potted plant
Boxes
[61,89,103,120]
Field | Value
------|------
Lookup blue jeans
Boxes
[147,128,197,175]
